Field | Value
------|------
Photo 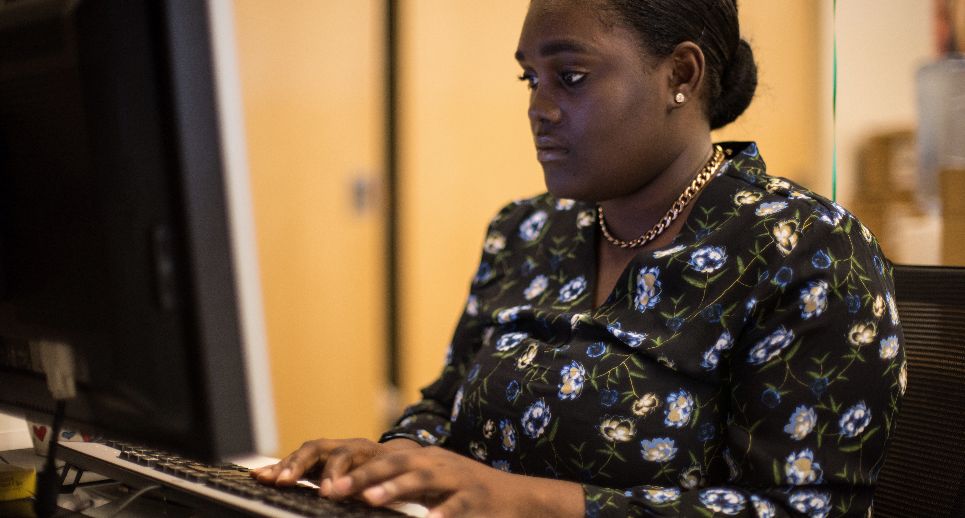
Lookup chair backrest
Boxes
[873,265,965,517]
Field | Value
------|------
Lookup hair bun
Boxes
[710,38,758,130]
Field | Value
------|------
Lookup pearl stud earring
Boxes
[674,92,686,104]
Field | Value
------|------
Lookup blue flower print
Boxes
[700,330,734,370]
[799,280,829,319]
[751,495,777,518]
[755,201,787,216]
[521,398,552,439]
[666,317,684,332]
[557,276,587,303]
[695,227,715,240]
[555,198,575,211]
[518,210,548,242]
[761,387,782,408]
[519,257,537,276]
[600,389,619,408]
[697,422,716,442]
[873,255,884,275]
[585,501,600,518]
[701,303,723,323]
[689,246,728,274]
[450,386,464,422]
[606,323,646,347]
[785,449,823,485]
[496,305,531,324]
[783,405,817,440]
[886,292,900,325]
[499,419,517,452]
[558,361,586,400]
[506,380,520,402]
[664,390,694,428]
[639,486,681,504]
[495,332,528,352]
[466,363,481,383]
[491,459,511,472]
[699,488,746,516]
[635,266,662,313]
[811,249,832,269]
[810,377,829,398]
[879,335,900,360]
[846,292,861,314]
[758,269,770,283]
[523,275,548,300]
[747,326,795,365]
[640,438,678,462]
[788,490,831,518]
[772,266,793,288]
[838,401,871,438]
[586,342,607,358]
[473,262,494,285]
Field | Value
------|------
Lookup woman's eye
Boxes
[517,72,538,90]
[560,71,586,86]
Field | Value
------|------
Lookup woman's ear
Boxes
[668,41,705,108]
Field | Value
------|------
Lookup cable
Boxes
[0,454,9,464]
[34,400,66,518]
[106,484,162,518]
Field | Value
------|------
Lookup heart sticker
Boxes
[32,425,48,442]
[61,430,76,439]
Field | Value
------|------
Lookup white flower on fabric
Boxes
[751,495,777,518]
[879,335,900,360]
[524,275,549,300]
[469,441,487,461]
[491,459,511,472]
[653,244,686,259]
[465,295,479,316]
[598,416,636,442]
[861,223,874,243]
[499,419,517,452]
[872,294,886,318]
[483,231,505,254]
[772,219,800,256]
[496,305,531,324]
[518,210,548,242]
[556,198,575,210]
[632,393,660,416]
[839,401,872,438]
[755,201,787,216]
[557,276,588,303]
[747,326,795,365]
[576,209,595,228]
[789,490,831,518]
[558,361,586,400]
[766,178,791,193]
[663,390,694,428]
[799,280,829,319]
[733,190,763,206]
[516,343,539,370]
[886,292,900,325]
[898,361,908,395]
[520,398,551,439]
[640,438,677,462]
[689,246,728,274]
[482,419,496,439]
[785,449,823,485]
[641,486,681,504]
[783,405,817,440]
[847,321,877,347]
[416,429,439,445]
[699,488,746,516]
[495,332,528,352]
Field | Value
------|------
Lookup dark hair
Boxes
[605,0,757,129]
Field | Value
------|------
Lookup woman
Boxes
[254,1,905,516]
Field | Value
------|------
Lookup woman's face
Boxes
[516,0,682,201]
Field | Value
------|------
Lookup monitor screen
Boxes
[0,0,276,460]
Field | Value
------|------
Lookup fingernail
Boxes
[319,478,331,496]
[333,476,352,495]
[363,485,387,504]
[278,468,292,480]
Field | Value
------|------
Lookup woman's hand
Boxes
[250,437,419,489]
[326,445,584,518]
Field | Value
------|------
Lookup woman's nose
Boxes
[528,88,562,126]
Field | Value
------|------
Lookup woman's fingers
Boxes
[319,443,370,496]
[330,449,417,500]
[253,439,329,485]
[359,471,445,507]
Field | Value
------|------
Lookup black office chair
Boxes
[873,265,965,517]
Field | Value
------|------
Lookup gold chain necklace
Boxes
[597,145,726,249]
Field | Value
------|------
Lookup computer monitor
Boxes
[0,0,277,460]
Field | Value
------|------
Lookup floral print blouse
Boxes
[381,142,905,517]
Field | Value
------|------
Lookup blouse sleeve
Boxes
[379,202,521,447]
[582,214,905,517]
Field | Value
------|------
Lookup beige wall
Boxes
[234,0,388,455]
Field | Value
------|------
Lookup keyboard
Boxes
[57,441,422,517]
